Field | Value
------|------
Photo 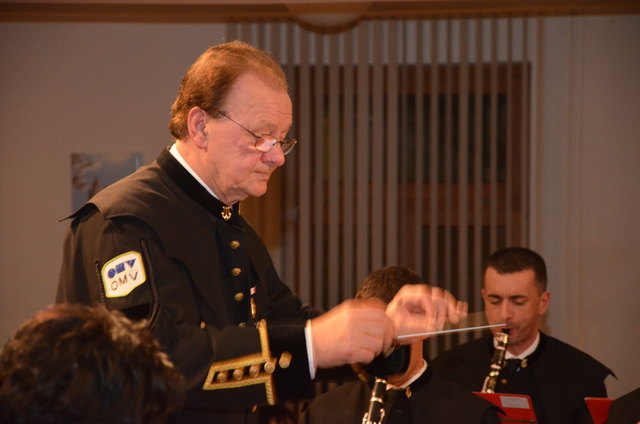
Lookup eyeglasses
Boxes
[214,109,297,155]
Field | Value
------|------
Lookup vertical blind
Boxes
[230,17,533,355]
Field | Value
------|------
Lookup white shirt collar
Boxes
[169,143,219,200]
[502,331,540,359]
[387,359,428,390]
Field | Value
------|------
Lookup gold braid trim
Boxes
[202,320,276,405]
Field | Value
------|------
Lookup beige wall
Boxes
[1,16,638,398]
[533,15,640,398]
[0,21,226,337]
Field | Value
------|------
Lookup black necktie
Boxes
[503,358,522,375]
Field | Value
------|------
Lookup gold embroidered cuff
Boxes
[202,320,277,405]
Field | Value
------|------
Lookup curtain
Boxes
[230,17,533,355]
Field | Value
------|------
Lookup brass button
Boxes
[230,240,240,249]
[233,368,245,380]
[264,360,276,374]
[521,358,528,368]
[278,352,292,369]
[199,321,206,329]
[500,378,508,385]
[234,292,244,302]
[249,364,261,377]
[231,267,242,277]
[216,371,228,383]
[238,322,247,327]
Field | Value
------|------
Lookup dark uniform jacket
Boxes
[608,386,640,424]
[57,148,319,423]
[306,366,502,424]
[429,332,613,424]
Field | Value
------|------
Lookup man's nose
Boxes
[263,144,286,167]
[499,302,512,321]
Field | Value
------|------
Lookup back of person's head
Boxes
[484,247,547,291]
[357,266,424,304]
[0,304,185,424]
[169,40,288,140]
[356,267,425,382]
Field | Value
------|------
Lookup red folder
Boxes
[474,392,537,424]
[584,397,613,424]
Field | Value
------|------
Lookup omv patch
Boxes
[101,251,147,298]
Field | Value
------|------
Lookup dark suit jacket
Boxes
[607,386,640,424]
[57,149,318,423]
[429,332,613,424]
[306,367,501,424]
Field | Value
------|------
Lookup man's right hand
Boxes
[310,298,394,369]
[386,284,468,345]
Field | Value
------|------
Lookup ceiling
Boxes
[1,0,639,24]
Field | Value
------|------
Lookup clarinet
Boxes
[362,377,387,424]
[481,329,510,393]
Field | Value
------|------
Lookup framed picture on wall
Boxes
[71,152,142,212]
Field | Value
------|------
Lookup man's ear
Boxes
[539,290,550,315]
[186,107,209,148]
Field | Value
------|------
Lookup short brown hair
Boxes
[484,247,548,292]
[168,40,288,140]
[357,266,424,304]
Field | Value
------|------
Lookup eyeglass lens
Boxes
[256,135,297,155]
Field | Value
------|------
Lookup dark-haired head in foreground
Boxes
[356,266,425,386]
[0,304,185,424]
